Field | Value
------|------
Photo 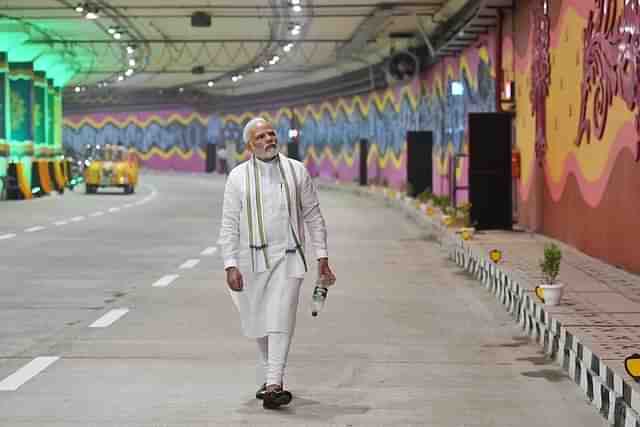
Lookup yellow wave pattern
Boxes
[222,47,491,126]
[434,143,468,179]
[64,112,208,130]
[302,144,405,170]
[63,44,491,141]
[133,146,206,161]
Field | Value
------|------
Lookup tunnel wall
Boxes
[60,0,640,276]
[62,34,497,193]
[514,0,640,273]
[63,109,210,172]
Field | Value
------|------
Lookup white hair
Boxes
[243,117,269,144]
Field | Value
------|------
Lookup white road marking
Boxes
[108,207,120,213]
[152,274,179,287]
[89,212,104,217]
[201,247,218,256]
[179,259,200,269]
[0,233,17,240]
[24,226,45,233]
[53,221,68,226]
[89,309,129,328]
[123,204,133,208]
[0,357,60,391]
[70,216,85,222]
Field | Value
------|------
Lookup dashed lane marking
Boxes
[152,274,180,288]
[89,309,130,328]
[179,259,200,269]
[0,357,60,391]
[0,233,17,240]
[24,226,45,233]
[201,247,218,256]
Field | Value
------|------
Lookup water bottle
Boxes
[311,284,329,317]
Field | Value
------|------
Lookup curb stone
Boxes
[317,180,640,427]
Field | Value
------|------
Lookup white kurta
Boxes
[218,155,328,338]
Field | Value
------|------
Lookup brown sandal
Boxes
[262,388,292,409]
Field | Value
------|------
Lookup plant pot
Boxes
[456,227,475,240]
[536,283,565,306]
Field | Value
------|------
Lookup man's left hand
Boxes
[317,258,336,286]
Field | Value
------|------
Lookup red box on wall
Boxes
[511,151,521,179]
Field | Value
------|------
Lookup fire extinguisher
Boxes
[511,150,521,179]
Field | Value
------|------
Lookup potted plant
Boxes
[455,202,474,238]
[536,243,564,305]
[441,205,455,226]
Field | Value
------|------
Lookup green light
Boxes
[0,21,29,52]
[34,52,65,72]
[50,63,78,88]
[7,44,48,62]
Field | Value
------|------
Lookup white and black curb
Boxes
[317,181,640,427]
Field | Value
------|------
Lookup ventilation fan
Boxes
[385,49,419,84]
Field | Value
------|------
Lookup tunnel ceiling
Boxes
[1,0,510,110]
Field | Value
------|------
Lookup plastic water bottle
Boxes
[311,284,329,317]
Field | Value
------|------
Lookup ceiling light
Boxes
[126,45,136,54]
[128,58,136,67]
[291,28,300,35]
[292,5,302,12]
[291,0,301,4]
[74,86,81,92]
[207,81,214,87]
[125,68,134,76]
[75,4,84,13]
[113,32,122,40]
[108,27,117,34]
[118,75,124,81]
[254,66,264,73]
[84,5,100,20]
[179,87,184,92]
[283,43,294,52]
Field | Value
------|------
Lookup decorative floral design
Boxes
[576,0,640,160]
[10,91,25,131]
[530,0,551,164]
[33,103,42,136]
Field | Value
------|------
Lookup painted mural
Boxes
[63,109,209,172]
[516,0,640,272]
[63,34,497,201]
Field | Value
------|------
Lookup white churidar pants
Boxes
[256,332,293,386]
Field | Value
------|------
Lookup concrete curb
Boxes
[317,180,640,427]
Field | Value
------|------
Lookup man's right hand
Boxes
[226,267,244,292]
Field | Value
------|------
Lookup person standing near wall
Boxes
[217,145,228,176]
[217,117,336,409]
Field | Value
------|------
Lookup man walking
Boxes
[217,117,336,409]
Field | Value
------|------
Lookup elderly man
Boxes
[217,117,336,410]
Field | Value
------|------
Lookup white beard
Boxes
[255,144,280,160]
